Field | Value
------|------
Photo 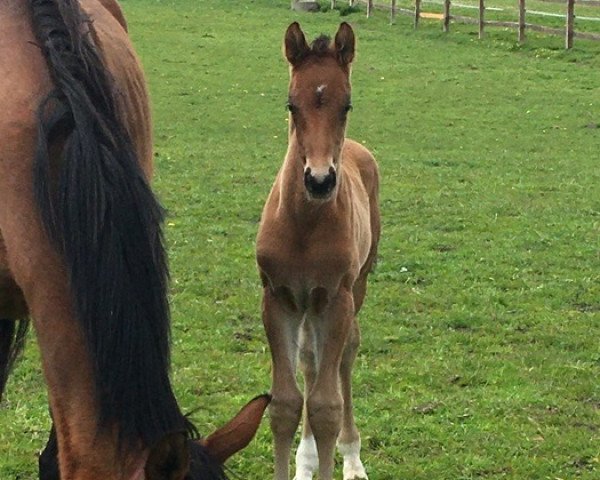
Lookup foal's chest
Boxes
[256,220,360,301]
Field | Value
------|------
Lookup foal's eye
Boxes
[286,102,298,114]
[340,103,353,119]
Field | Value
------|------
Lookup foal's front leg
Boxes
[263,287,304,480]
[307,288,354,480]
[295,322,319,480]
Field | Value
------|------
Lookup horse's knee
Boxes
[306,392,343,439]
[269,389,303,436]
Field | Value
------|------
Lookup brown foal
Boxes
[256,22,380,480]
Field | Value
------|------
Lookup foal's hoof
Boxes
[294,469,317,480]
[345,474,369,480]
[343,463,368,480]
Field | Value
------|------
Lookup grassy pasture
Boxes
[1,0,599,478]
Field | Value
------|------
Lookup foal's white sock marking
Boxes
[338,440,368,480]
[294,434,318,480]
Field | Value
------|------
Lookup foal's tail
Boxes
[29,0,188,449]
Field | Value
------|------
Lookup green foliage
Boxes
[1,1,598,479]
[338,4,363,16]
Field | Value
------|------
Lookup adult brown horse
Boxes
[0,0,267,479]
[256,22,380,480]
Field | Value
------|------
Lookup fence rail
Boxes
[328,0,600,48]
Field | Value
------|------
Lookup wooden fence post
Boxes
[391,0,397,23]
[415,0,422,28]
[367,0,373,17]
[566,0,575,49]
[443,0,451,32]
[479,0,485,38]
[518,0,526,43]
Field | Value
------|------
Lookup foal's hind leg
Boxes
[337,317,368,480]
[335,269,372,480]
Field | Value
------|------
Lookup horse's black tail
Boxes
[29,0,188,450]
[0,319,29,401]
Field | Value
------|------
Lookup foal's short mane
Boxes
[310,34,333,56]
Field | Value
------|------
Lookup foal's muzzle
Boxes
[304,166,337,199]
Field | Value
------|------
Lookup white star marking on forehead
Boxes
[316,84,327,95]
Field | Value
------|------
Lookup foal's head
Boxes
[284,22,355,201]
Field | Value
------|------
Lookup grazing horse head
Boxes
[146,394,271,480]
[38,394,270,480]
[284,22,355,201]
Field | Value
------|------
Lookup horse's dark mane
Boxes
[29,0,196,455]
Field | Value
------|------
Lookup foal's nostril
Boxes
[304,168,337,198]
[328,169,337,187]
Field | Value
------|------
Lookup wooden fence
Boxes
[328,0,600,48]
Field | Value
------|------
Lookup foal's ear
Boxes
[146,432,190,480]
[199,394,271,463]
[284,22,310,66]
[334,22,355,66]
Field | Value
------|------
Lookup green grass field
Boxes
[1,0,599,478]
